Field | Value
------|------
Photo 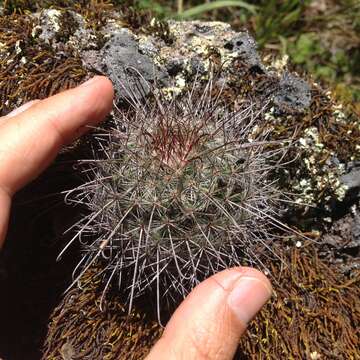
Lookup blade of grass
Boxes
[176,0,258,19]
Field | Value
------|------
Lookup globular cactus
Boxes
[61,72,290,318]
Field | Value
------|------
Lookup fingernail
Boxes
[6,100,40,118]
[227,276,272,325]
[79,76,99,88]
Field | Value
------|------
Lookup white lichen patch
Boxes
[271,54,289,71]
[67,13,98,51]
[310,351,321,360]
[138,37,159,59]
[31,9,61,43]
[142,20,238,74]
[161,74,187,99]
[295,126,348,205]
[31,9,98,51]
[46,9,62,32]
[0,46,8,63]
[264,107,276,122]
[333,107,346,123]
[15,40,22,55]
[32,9,62,42]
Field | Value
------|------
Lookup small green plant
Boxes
[254,0,310,47]
[288,32,336,80]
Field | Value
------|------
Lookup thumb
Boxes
[146,267,272,360]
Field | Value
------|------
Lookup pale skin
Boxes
[0,76,272,360]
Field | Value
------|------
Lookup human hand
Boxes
[146,267,271,360]
[0,76,114,248]
[0,76,271,359]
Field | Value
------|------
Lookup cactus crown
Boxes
[63,74,288,318]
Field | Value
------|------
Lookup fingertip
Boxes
[78,75,114,97]
[97,76,115,113]
[0,188,11,250]
[91,76,114,98]
[75,75,114,117]
[232,267,272,295]
[147,267,272,360]
[206,267,272,298]
[227,267,272,326]
[36,75,114,143]
[96,75,114,93]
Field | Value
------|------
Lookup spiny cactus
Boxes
[61,72,293,318]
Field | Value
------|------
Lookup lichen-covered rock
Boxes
[223,32,262,69]
[32,9,98,51]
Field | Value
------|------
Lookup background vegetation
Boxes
[1,0,358,110]
[126,0,360,111]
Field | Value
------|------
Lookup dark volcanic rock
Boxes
[224,32,263,70]
[341,162,360,200]
[274,72,311,113]
[322,208,360,273]
[82,31,168,103]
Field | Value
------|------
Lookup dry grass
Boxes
[42,266,162,360]
[240,243,360,358]
[42,243,360,359]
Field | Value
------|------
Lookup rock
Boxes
[224,32,263,70]
[341,162,360,199]
[31,11,313,113]
[33,9,98,51]
[322,207,360,273]
[165,58,185,76]
[273,72,311,113]
[352,212,360,246]
[34,9,63,45]
[82,30,168,103]
[82,20,312,113]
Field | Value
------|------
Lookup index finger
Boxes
[0,76,114,197]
